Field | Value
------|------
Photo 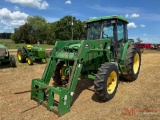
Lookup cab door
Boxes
[116,20,128,60]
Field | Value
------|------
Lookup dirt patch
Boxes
[0,51,160,120]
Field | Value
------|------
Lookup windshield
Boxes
[87,20,114,40]
[102,21,113,39]
[87,21,101,40]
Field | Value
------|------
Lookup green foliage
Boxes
[0,33,11,39]
[27,16,47,43]
[11,28,21,44]
[11,15,86,44]
[45,22,57,45]
[55,15,85,40]
[55,16,72,40]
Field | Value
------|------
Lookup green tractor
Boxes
[0,44,16,67]
[30,15,141,116]
[17,45,48,65]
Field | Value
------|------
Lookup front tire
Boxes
[94,63,119,102]
[10,55,16,67]
[27,57,33,65]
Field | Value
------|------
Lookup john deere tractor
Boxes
[0,44,16,67]
[17,45,48,65]
[30,15,141,116]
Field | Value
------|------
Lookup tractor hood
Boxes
[53,39,111,60]
[65,43,80,51]
[55,41,81,60]
[68,43,81,48]
[31,46,45,51]
[0,44,6,49]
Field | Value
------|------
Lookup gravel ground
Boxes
[0,51,160,120]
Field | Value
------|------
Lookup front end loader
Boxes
[30,15,141,116]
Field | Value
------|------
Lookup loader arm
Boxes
[31,39,111,116]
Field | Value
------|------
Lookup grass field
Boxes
[0,39,54,49]
[0,50,160,120]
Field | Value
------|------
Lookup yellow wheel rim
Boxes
[133,53,140,74]
[28,59,31,65]
[45,58,49,63]
[17,52,22,61]
[107,71,117,94]
[60,64,67,80]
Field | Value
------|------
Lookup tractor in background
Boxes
[17,45,48,65]
[30,15,141,116]
[0,44,16,67]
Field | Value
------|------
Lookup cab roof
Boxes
[86,15,128,23]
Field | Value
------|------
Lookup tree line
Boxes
[11,15,86,44]
[0,33,12,39]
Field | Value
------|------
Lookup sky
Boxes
[0,0,160,43]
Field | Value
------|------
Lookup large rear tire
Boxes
[17,48,27,63]
[94,63,119,102]
[122,45,141,81]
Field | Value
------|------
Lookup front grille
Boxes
[64,47,78,53]
[0,48,6,57]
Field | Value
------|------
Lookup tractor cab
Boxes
[85,16,129,60]
[86,16,128,42]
